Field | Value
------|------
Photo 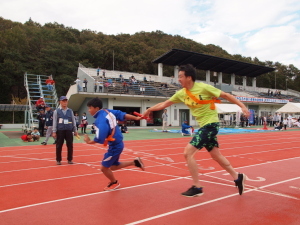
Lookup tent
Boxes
[276,102,300,113]
[215,103,242,114]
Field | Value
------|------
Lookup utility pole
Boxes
[113,50,115,71]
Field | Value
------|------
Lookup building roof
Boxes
[0,104,29,111]
[152,49,275,77]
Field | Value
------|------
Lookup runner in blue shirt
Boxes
[84,97,145,191]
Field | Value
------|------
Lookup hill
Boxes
[0,17,299,105]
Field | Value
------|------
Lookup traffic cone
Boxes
[263,121,268,130]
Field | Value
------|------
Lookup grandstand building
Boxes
[64,49,299,127]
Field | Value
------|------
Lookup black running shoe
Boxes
[134,157,145,171]
[181,186,203,197]
[234,173,245,195]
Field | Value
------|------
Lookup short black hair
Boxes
[87,97,103,109]
[179,64,196,82]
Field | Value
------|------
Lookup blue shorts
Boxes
[101,142,124,168]
[190,123,219,151]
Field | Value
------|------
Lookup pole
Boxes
[113,50,115,70]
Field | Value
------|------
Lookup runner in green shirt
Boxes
[142,64,250,197]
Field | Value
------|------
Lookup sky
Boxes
[1,0,300,69]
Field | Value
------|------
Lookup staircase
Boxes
[24,73,59,129]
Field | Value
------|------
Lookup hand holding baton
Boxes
[133,111,149,120]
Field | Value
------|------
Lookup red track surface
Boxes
[0,131,300,224]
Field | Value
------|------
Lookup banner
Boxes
[249,109,255,125]
[235,96,289,104]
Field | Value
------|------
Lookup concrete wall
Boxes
[0,124,25,129]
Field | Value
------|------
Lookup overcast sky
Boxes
[1,0,300,68]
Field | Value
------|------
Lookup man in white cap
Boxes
[52,96,78,165]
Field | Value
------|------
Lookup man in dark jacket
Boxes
[37,109,46,137]
[52,96,78,165]
[41,105,56,145]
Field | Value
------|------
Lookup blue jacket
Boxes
[182,123,192,134]
[93,109,126,146]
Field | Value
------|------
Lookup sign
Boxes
[235,96,289,104]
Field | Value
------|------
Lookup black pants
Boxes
[56,130,73,162]
[39,122,45,136]
[81,124,87,133]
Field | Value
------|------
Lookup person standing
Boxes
[83,78,88,92]
[81,112,88,134]
[74,78,82,92]
[52,96,77,165]
[97,67,100,76]
[161,109,168,132]
[94,80,98,92]
[37,109,46,137]
[283,117,288,130]
[74,112,80,130]
[142,64,249,197]
[98,79,103,93]
[41,105,56,145]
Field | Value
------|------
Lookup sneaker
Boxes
[181,186,203,197]
[41,142,47,145]
[56,161,61,165]
[103,180,120,191]
[68,161,74,164]
[234,173,245,195]
[134,157,145,171]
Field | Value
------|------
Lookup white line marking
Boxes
[0,173,100,188]
[290,186,300,190]
[125,191,255,225]
[0,177,182,214]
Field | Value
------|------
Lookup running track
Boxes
[0,131,299,224]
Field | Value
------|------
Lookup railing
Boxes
[24,73,35,129]
[78,65,300,100]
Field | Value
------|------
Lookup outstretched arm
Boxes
[125,114,142,121]
[142,100,174,117]
[84,134,96,144]
[220,91,250,117]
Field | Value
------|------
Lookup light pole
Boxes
[112,50,115,71]
[286,67,291,95]
[274,69,278,90]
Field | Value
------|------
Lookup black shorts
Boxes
[190,123,219,151]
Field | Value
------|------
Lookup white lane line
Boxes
[125,190,254,225]
[126,177,300,225]
[0,177,183,214]
[290,186,300,190]
[0,173,100,188]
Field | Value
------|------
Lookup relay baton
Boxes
[133,111,149,120]
[75,134,81,140]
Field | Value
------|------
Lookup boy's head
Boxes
[179,64,196,82]
[34,127,38,131]
[26,133,32,138]
[87,98,103,116]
